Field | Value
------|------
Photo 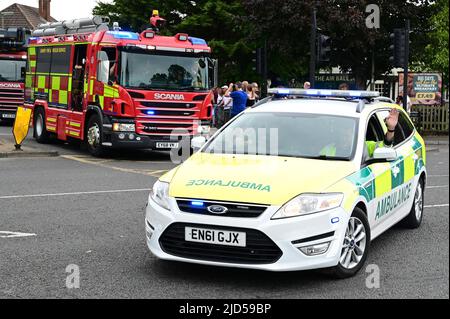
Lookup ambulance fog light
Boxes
[299,242,330,256]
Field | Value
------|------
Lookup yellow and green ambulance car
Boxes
[145,89,427,278]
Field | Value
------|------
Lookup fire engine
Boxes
[25,12,215,156]
[0,27,29,123]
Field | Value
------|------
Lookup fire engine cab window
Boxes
[119,50,210,91]
[0,60,26,82]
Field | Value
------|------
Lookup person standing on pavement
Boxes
[304,81,311,89]
[220,85,233,126]
[225,82,248,118]
[246,84,257,108]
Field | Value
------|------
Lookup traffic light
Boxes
[317,34,331,62]
[252,47,266,75]
[389,28,406,67]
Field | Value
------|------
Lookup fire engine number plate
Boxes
[156,142,179,149]
[2,113,15,119]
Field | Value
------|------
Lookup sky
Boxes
[0,0,113,21]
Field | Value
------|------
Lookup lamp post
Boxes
[1,11,14,29]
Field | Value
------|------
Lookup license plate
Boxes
[156,142,179,149]
[1,113,15,119]
[185,227,246,247]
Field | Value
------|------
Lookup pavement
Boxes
[0,122,448,299]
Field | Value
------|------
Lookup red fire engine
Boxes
[0,27,29,123]
[25,13,215,156]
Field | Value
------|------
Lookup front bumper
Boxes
[106,132,190,150]
[145,197,348,272]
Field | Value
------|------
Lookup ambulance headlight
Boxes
[113,123,135,132]
[272,193,344,220]
[150,180,170,210]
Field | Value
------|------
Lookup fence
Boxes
[411,103,449,134]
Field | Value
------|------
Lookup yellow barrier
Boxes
[12,107,32,150]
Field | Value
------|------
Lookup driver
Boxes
[320,108,399,158]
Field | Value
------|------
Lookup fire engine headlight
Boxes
[113,123,135,132]
[150,180,170,211]
[272,193,343,220]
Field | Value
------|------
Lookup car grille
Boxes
[176,199,268,218]
[159,223,283,264]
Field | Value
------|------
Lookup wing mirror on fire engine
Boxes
[191,136,207,152]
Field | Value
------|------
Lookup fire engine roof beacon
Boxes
[0,27,30,122]
[25,11,215,156]
[145,89,427,278]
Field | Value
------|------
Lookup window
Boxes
[119,48,211,91]
[203,112,359,160]
[398,111,415,139]
[0,59,26,82]
[97,47,117,84]
[50,45,71,74]
[376,109,414,146]
[36,47,52,73]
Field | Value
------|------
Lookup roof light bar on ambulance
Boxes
[268,88,380,99]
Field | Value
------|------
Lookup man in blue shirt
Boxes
[225,82,248,118]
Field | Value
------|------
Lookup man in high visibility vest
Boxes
[320,108,399,157]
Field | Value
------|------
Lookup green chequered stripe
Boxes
[390,156,405,189]
[346,167,376,202]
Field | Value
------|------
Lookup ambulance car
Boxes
[145,89,427,278]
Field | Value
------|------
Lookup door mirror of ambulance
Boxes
[191,136,207,152]
[372,147,398,162]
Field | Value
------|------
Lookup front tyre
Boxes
[328,207,371,279]
[86,114,106,157]
[400,178,424,229]
[33,108,50,143]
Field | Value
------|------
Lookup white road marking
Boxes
[425,204,449,208]
[0,188,151,200]
[427,185,449,189]
[0,231,36,238]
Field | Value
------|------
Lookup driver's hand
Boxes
[385,108,399,131]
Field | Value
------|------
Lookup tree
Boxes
[93,0,254,84]
[423,0,449,84]
[241,0,435,88]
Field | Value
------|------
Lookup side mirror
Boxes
[373,147,397,162]
[191,136,207,152]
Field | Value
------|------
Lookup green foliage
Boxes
[423,0,449,83]
[93,0,256,84]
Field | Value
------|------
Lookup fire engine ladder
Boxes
[32,16,110,37]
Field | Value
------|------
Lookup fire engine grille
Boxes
[159,223,283,264]
[0,87,24,112]
[141,110,196,117]
[140,122,193,134]
[177,199,268,218]
[140,101,197,109]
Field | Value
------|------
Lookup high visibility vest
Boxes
[320,141,385,158]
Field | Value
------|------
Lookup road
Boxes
[0,123,448,299]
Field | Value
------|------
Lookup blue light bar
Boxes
[191,201,204,207]
[268,88,380,99]
[107,31,139,40]
[146,110,155,115]
[189,37,207,45]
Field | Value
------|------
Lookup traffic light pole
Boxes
[402,20,410,111]
[309,6,317,88]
